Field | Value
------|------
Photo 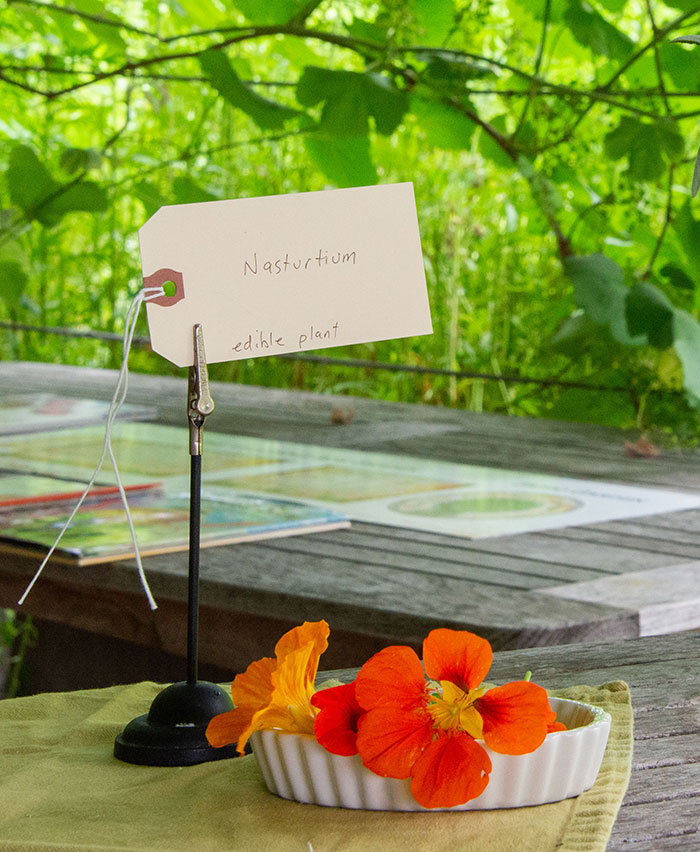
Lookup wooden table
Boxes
[322,630,700,852]
[2,361,700,688]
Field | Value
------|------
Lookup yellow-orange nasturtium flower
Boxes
[206,619,329,754]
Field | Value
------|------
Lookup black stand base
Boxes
[114,680,238,766]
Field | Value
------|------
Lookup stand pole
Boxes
[113,324,237,766]
[187,452,202,686]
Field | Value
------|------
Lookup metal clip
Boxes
[187,323,214,456]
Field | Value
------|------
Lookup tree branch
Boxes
[7,0,163,40]
[644,164,676,278]
[645,0,671,114]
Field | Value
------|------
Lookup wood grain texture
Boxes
[3,361,700,655]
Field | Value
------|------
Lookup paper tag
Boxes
[139,183,432,367]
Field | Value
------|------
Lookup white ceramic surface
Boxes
[250,697,611,811]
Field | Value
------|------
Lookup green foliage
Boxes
[563,0,634,62]
[0,610,36,699]
[3,0,700,439]
[564,254,641,346]
[304,134,378,186]
[605,117,684,181]
[297,68,408,136]
[199,50,301,130]
[6,144,107,226]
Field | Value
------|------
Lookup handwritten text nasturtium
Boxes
[243,249,357,277]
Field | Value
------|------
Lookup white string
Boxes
[18,286,165,611]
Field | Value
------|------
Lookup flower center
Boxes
[428,681,486,739]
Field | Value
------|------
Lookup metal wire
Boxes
[0,319,631,393]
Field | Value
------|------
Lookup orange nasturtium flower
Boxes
[206,619,329,754]
[314,628,558,809]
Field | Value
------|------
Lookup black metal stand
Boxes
[114,325,237,766]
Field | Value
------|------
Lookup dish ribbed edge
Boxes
[250,697,611,811]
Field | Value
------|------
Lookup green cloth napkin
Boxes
[0,680,632,852]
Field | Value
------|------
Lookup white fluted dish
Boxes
[250,697,611,811]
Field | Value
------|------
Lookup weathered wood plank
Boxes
[455,531,677,573]
[371,431,700,489]
[609,798,699,850]
[632,733,700,770]
[632,706,700,742]
[272,529,596,588]
[587,518,700,546]
[540,563,700,636]
[623,764,700,807]
[2,535,637,652]
[323,524,612,583]
[543,526,700,560]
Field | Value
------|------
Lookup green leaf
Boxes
[478,115,515,168]
[44,182,108,219]
[6,145,57,214]
[673,308,700,400]
[298,69,367,136]
[364,74,409,135]
[0,260,29,308]
[5,145,106,225]
[134,182,167,218]
[595,0,627,12]
[655,117,685,162]
[60,147,102,175]
[511,0,568,23]
[564,253,643,345]
[421,54,495,85]
[412,96,476,150]
[345,18,387,43]
[172,0,228,25]
[304,134,377,187]
[172,176,217,205]
[627,143,665,182]
[673,200,700,275]
[548,386,637,427]
[550,311,612,355]
[693,147,700,198]
[658,42,700,89]
[411,0,455,44]
[233,0,314,25]
[604,116,640,160]
[563,0,635,62]
[199,50,299,130]
[670,34,700,44]
[625,281,675,349]
[72,0,126,52]
[604,117,682,181]
[660,264,695,292]
[297,68,407,137]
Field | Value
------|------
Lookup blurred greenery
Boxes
[2,0,700,441]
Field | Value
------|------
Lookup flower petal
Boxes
[230,656,276,711]
[423,628,493,691]
[312,681,363,756]
[206,656,277,752]
[205,706,253,752]
[354,645,426,711]
[476,681,556,754]
[356,706,434,778]
[274,619,329,670]
[263,642,320,736]
[410,734,491,809]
